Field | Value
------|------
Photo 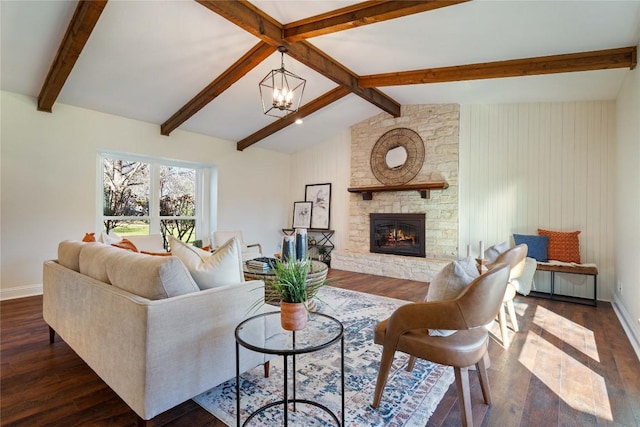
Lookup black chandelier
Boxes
[259,46,306,118]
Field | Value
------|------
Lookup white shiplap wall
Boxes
[289,130,352,252]
[459,102,616,301]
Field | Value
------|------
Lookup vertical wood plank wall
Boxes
[289,131,352,252]
[459,102,616,301]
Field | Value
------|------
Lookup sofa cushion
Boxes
[99,231,121,245]
[513,234,548,262]
[111,238,138,252]
[170,236,244,290]
[426,256,479,302]
[425,256,479,336]
[126,234,166,253]
[484,241,510,264]
[58,240,87,272]
[79,243,123,284]
[82,233,96,242]
[105,250,199,299]
[537,229,581,263]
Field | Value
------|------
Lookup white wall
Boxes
[614,52,640,355]
[460,102,616,301]
[288,130,351,252]
[0,91,290,299]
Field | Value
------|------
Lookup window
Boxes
[100,153,213,248]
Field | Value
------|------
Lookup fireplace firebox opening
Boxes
[370,213,426,257]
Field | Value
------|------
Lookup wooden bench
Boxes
[529,263,598,306]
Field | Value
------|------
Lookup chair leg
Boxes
[476,351,492,405]
[263,360,270,378]
[371,347,396,408]
[498,303,509,346]
[454,367,473,427]
[406,355,417,372]
[506,299,519,332]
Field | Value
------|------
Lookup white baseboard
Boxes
[0,284,43,301]
[612,293,640,362]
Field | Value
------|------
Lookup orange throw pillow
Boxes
[111,238,139,252]
[537,229,581,263]
[82,232,96,242]
[140,251,172,256]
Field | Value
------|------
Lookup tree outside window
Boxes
[159,165,196,247]
[101,156,201,248]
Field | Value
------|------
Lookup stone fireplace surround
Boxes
[331,104,459,282]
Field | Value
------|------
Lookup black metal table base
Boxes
[235,313,345,427]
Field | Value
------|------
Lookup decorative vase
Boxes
[281,235,295,261]
[295,228,308,261]
[280,301,308,331]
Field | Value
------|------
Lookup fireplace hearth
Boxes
[370,213,426,257]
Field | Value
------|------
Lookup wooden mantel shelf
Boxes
[348,181,448,200]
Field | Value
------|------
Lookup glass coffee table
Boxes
[235,311,344,426]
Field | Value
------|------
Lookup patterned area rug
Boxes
[194,286,454,426]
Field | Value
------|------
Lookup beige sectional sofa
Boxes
[43,239,274,422]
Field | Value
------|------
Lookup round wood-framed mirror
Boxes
[370,128,425,185]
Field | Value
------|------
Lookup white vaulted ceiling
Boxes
[1,1,639,153]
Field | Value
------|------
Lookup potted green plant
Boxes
[317,246,329,263]
[268,256,326,331]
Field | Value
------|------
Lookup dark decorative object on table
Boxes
[281,235,295,261]
[295,228,308,261]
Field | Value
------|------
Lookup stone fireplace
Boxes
[370,213,426,257]
[331,104,460,281]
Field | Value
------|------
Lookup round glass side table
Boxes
[235,311,344,426]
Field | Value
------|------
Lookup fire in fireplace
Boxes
[370,213,426,257]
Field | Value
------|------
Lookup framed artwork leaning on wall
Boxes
[292,201,312,229]
[305,183,331,229]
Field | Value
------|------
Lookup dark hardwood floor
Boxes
[2,269,639,426]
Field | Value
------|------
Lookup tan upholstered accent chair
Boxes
[487,243,528,346]
[213,230,262,261]
[372,263,510,427]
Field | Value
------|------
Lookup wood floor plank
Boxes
[1,269,639,426]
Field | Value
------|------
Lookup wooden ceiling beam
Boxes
[359,46,638,87]
[161,42,275,136]
[286,40,400,117]
[37,0,108,112]
[283,0,469,42]
[196,0,400,118]
[237,86,351,151]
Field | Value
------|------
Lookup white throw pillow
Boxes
[170,236,244,289]
[126,234,165,252]
[425,256,479,336]
[98,231,122,245]
[484,241,510,264]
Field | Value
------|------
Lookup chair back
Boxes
[456,263,510,328]
[494,244,528,280]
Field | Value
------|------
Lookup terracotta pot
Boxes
[280,301,308,331]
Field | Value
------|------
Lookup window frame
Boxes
[97,151,215,243]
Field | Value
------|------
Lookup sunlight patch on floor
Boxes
[532,305,599,362]
[518,306,613,421]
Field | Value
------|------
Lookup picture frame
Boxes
[292,201,313,229]
[305,183,331,229]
